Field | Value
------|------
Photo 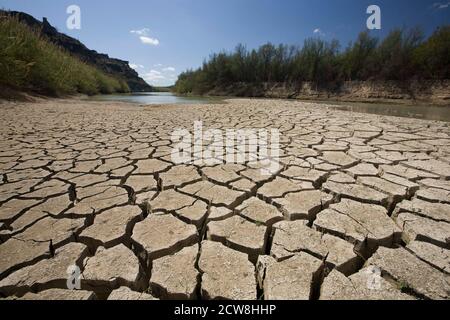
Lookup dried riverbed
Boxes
[0,98,449,300]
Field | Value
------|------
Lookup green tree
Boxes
[413,26,450,79]
[341,32,378,80]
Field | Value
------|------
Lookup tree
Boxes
[377,27,423,80]
[341,32,378,81]
[173,25,449,95]
[413,26,450,79]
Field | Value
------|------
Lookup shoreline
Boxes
[177,92,450,108]
[3,79,450,108]
[2,96,450,123]
[180,94,450,108]
[177,79,450,107]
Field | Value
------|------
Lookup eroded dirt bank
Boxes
[0,98,449,300]
[205,80,450,105]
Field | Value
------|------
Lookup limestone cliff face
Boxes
[3,10,152,92]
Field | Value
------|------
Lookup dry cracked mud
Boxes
[0,98,449,300]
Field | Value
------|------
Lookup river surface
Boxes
[90,92,450,122]
[312,100,450,122]
[89,92,223,105]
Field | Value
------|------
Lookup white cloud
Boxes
[139,36,160,46]
[130,28,150,36]
[143,70,165,83]
[150,69,162,75]
[313,28,325,36]
[130,28,160,46]
[138,66,178,86]
[433,2,450,9]
[129,63,144,70]
[162,67,176,72]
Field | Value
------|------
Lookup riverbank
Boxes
[4,93,450,122]
[201,80,450,106]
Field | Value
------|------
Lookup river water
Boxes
[89,92,450,122]
[313,100,450,122]
[89,92,223,105]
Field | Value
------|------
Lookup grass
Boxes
[0,14,130,98]
[398,280,414,294]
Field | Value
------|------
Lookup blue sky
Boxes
[1,0,449,86]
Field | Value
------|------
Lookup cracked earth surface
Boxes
[0,98,449,300]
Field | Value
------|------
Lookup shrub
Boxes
[0,14,129,97]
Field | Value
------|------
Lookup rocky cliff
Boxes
[2,10,152,92]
